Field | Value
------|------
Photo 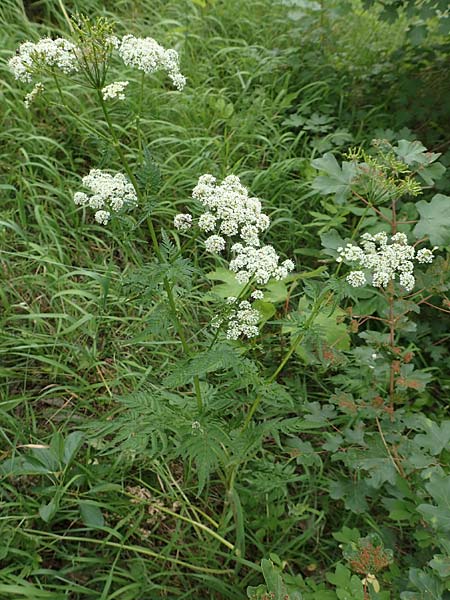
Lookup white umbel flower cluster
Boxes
[213,299,260,340]
[118,35,186,90]
[9,38,78,83]
[102,80,129,100]
[74,169,138,225]
[230,243,295,285]
[173,213,192,231]
[192,174,271,246]
[183,174,294,284]
[337,231,436,292]
[177,174,294,341]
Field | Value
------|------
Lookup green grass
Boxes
[1,0,449,598]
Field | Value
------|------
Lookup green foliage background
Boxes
[0,0,449,598]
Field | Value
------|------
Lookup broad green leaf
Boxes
[39,498,59,523]
[79,501,105,528]
[284,297,350,364]
[417,474,450,532]
[261,559,287,597]
[413,194,450,246]
[206,267,246,298]
[414,419,450,455]
[311,153,358,203]
[327,564,352,588]
[63,431,84,465]
[253,299,276,321]
[429,554,450,579]
[400,568,445,599]
[394,140,440,166]
[329,479,370,514]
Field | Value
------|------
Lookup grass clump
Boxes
[1,0,449,598]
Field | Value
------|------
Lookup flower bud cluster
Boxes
[9,38,79,83]
[337,232,436,292]
[74,169,137,225]
[102,80,129,100]
[118,35,186,90]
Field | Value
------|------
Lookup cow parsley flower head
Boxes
[188,174,295,341]
[102,80,129,100]
[118,35,186,90]
[230,244,294,285]
[251,290,264,300]
[74,169,137,224]
[9,37,79,83]
[337,232,436,292]
[204,235,226,253]
[173,213,192,231]
[213,299,260,340]
[192,174,270,247]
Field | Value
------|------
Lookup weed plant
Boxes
[0,0,449,599]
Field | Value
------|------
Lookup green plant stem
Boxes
[24,530,232,575]
[126,490,235,551]
[95,88,204,412]
[240,290,330,433]
[136,72,145,158]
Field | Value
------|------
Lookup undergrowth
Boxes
[1,0,449,598]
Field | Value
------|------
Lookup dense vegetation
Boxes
[1,0,449,598]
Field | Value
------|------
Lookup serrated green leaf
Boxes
[395,140,439,166]
[417,474,450,532]
[329,479,370,514]
[414,420,450,455]
[163,344,241,387]
[311,153,357,204]
[413,194,450,246]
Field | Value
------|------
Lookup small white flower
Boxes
[73,191,89,206]
[251,290,264,300]
[230,244,294,285]
[198,212,216,232]
[118,34,186,90]
[9,37,79,83]
[346,270,367,287]
[173,213,192,231]
[223,300,260,340]
[416,248,435,264]
[94,210,110,225]
[102,80,129,101]
[399,272,415,291]
[74,169,137,224]
[204,235,226,253]
[337,232,436,292]
[24,82,44,108]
